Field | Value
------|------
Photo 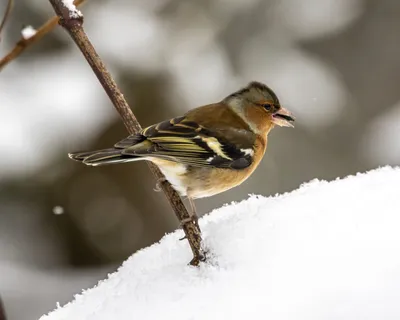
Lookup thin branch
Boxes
[48,0,205,265]
[0,0,85,71]
[0,0,13,41]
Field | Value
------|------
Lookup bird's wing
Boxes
[114,113,256,169]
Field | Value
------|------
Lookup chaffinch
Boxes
[69,81,294,218]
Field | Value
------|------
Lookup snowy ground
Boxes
[41,167,400,320]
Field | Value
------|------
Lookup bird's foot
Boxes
[180,214,200,229]
[153,177,167,192]
[179,214,201,240]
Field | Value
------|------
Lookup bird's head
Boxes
[226,81,295,130]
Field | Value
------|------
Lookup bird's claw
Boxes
[153,177,167,192]
[179,214,201,240]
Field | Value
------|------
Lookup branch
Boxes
[48,0,205,265]
[0,0,13,41]
[0,0,85,71]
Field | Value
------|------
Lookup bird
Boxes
[69,81,294,224]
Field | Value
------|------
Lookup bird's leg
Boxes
[188,197,200,230]
[179,197,201,240]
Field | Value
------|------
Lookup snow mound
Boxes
[42,167,400,320]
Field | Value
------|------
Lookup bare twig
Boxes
[0,0,13,41]
[0,0,85,71]
[48,0,205,265]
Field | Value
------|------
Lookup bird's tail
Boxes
[68,148,142,166]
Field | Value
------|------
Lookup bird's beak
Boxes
[272,107,295,128]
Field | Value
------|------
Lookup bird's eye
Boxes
[262,104,273,111]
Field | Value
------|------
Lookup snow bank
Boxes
[41,167,400,320]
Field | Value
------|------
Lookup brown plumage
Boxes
[69,81,294,216]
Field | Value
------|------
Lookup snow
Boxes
[61,0,82,18]
[21,25,37,40]
[41,167,400,320]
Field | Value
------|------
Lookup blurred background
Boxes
[1,0,400,319]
